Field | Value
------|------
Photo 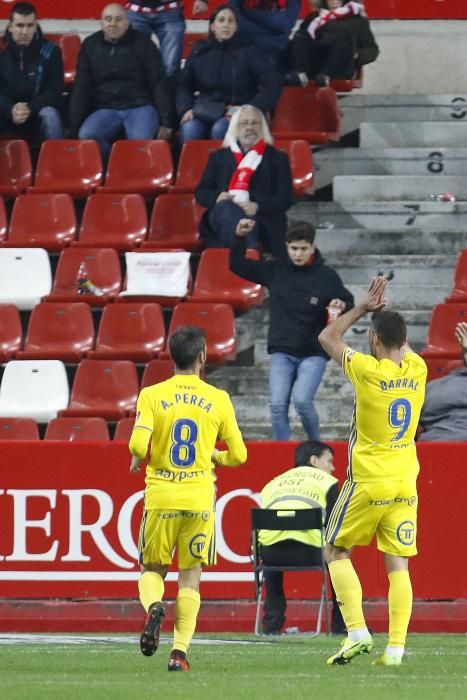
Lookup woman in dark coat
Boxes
[176,4,283,144]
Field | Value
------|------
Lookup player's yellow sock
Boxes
[328,559,366,631]
[173,587,201,653]
[388,570,412,647]
[138,571,165,612]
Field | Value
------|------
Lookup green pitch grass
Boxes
[1,633,465,700]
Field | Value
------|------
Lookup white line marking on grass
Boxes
[0,634,278,646]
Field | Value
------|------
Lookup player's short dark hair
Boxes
[371,310,407,349]
[286,221,316,245]
[10,2,37,18]
[168,325,206,369]
[294,440,334,467]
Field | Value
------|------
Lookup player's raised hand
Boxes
[455,321,467,351]
[363,276,387,312]
[235,218,255,237]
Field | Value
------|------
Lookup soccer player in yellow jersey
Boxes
[129,325,247,671]
[318,276,427,667]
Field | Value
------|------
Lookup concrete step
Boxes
[314,148,467,190]
[233,393,355,425]
[313,228,466,256]
[333,175,467,202]
[290,199,467,230]
[236,420,350,441]
[359,122,467,148]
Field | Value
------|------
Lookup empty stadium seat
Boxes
[422,304,467,358]
[17,302,95,362]
[274,139,314,197]
[44,248,122,306]
[45,33,80,87]
[89,303,165,361]
[142,194,203,251]
[114,416,135,441]
[424,357,465,382]
[6,194,77,251]
[0,360,69,421]
[0,304,22,362]
[189,248,264,311]
[169,140,222,194]
[445,249,467,303]
[0,140,33,197]
[77,194,148,250]
[44,416,110,441]
[0,198,7,242]
[101,140,174,196]
[0,248,52,310]
[163,303,236,364]
[60,359,139,419]
[141,358,175,389]
[272,87,340,143]
[0,417,39,440]
[29,140,103,196]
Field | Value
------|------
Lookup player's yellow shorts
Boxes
[325,479,418,557]
[138,508,216,569]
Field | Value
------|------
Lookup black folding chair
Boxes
[251,507,330,636]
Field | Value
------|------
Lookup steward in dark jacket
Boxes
[69,26,174,132]
[176,34,283,119]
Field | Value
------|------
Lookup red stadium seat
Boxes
[77,194,148,250]
[114,416,135,441]
[421,303,467,358]
[141,358,175,389]
[189,248,264,312]
[29,140,103,196]
[0,198,7,242]
[6,194,77,251]
[274,139,314,197]
[0,417,39,440]
[272,87,340,143]
[142,194,203,252]
[445,249,467,303]
[89,303,165,361]
[0,140,33,197]
[101,140,174,196]
[17,302,94,362]
[44,247,122,306]
[44,416,110,441]
[308,66,363,92]
[163,302,236,364]
[60,359,139,419]
[182,32,207,59]
[424,357,465,382]
[45,33,81,87]
[169,140,222,194]
[0,304,22,362]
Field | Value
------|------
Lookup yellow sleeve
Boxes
[129,389,153,459]
[342,347,376,385]
[215,392,247,467]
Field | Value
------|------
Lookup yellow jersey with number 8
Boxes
[342,348,427,482]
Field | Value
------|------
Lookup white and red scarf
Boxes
[307,2,364,40]
[228,140,266,204]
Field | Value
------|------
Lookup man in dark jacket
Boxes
[195,104,293,258]
[230,219,354,440]
[0,2,64,140]
[69,3,174,161]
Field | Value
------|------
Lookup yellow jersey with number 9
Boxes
[342,348,427,482]
[130,375,246,510]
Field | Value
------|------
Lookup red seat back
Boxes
[0,304,22,362]
[114,416,135,441]
[0,197,7,242]
[166,302,236,364]
[0,140,32,197]
[78,194,148,250]
[274,139,314,197]
[31,140,103,196]
[0,417,39,440]
[170,140,222,194]
[141,359,175,389]
[272,87,339,143]
[45,416,110,441]
[422,303,467,358]
[8,194,76,250]
[182,32,207,58]
[90,303,165,361]
[103,140,174,195]
[424,357,465,382]
[143,194,203,251]
[446,249,467,303]
[45,33,81,87]
[46,248,122,305]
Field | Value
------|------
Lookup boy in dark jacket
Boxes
[0,2,64,140]
[230,219,354,440]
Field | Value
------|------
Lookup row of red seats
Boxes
[0,416,135,441]
[0,136,316,199]
[422,300,467,380]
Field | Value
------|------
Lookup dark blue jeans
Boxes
[207,199,259,248]
[127,9,185,78]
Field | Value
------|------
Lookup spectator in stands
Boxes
[258,440,346,635]
[195,105,293,257]
[286,0,379,87]
[0,2,64,141]
[230,219,354,440]
[69,3,174,162]
[228,0,300,69]
[419,322,467,441]
[176,5,283,144]
[125,0,207,81]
